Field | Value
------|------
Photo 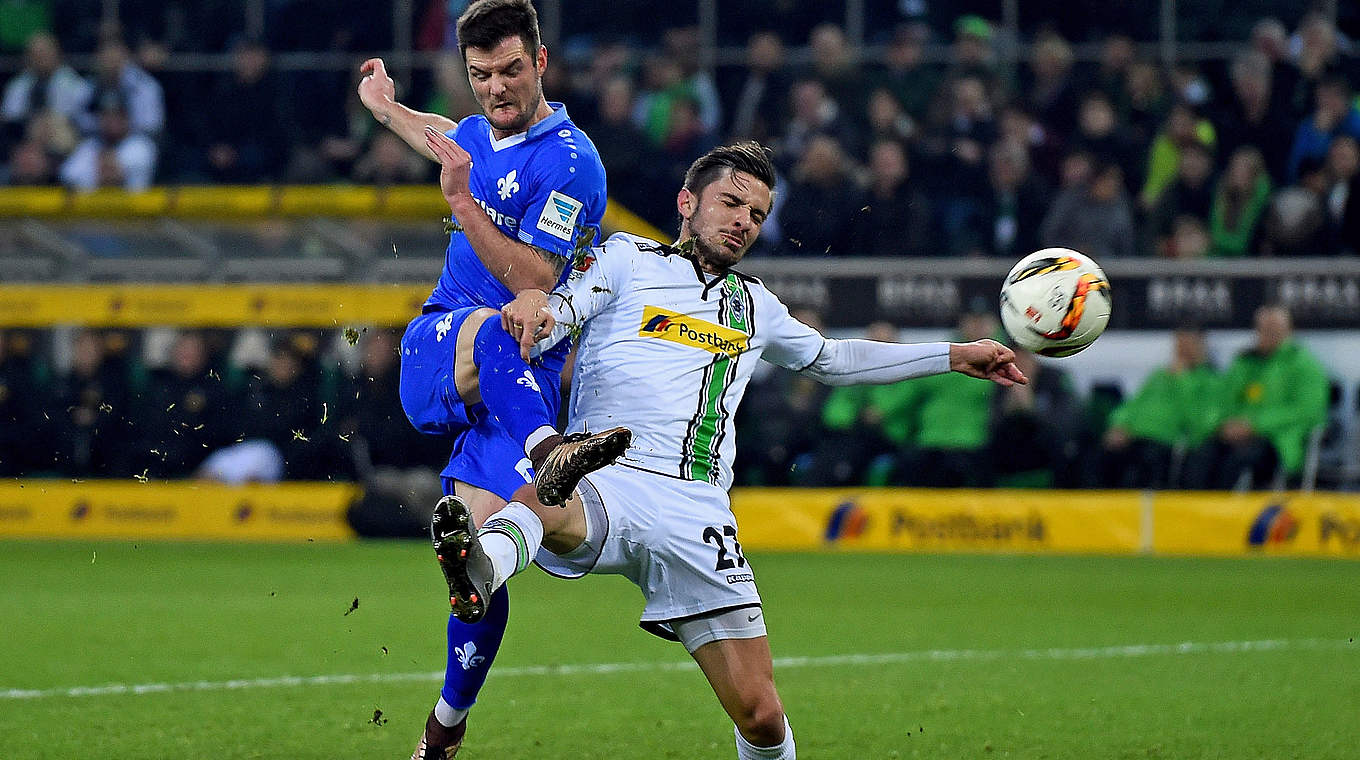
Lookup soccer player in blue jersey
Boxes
[356,2,628,757]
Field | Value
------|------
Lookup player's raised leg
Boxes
[690,633,796,759]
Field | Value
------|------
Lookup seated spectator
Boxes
[86,35,164,138]
[352,131,430,185]
[774,78,860,174]
[238,336,326,479]
[1140,103,1216,211]
[777,134,863,256]
[1286,73,1360,183]
[52,329,131,476]
[871,23,940,123]
[1144,140,1215,255]
[1,32,92,152]
[1098,326,1220,489]
[863,88,914,150]
[847,138,933,257]
[1165,215,1212,258]
[1121,60,1169,148]
[0,330,47,476]
[1215,50,1295,183]
[1069,90,1141,193]
[1181,305,1328,490]
[894,306,1000,487]
[58,95,157,191]
[586,76,662,226]
[1040,160,1137,258]
[336,328,447,474]
[962,138,1050,258]
[4,138,56,184]
[1323,135,1359,253]
[1259,157,1329,256]
[132,331,233,478]
[1208,146,1272,257]
[989,348,1083,487]
[1024,32,1079,143]
[720,31,791,144]
[200,38,288,183]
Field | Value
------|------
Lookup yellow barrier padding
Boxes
[734,489,1144,553]
[0,481,359,541]
[0,284,431,327]
[732,489,1360,557]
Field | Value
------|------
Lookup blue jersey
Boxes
[426,103,606,312]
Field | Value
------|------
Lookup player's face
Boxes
[465,36,547,135]
[679,169,772,271]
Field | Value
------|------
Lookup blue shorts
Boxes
[399,307,563,501]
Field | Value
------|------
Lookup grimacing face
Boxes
[678,169,773,271]
[465,36,546,135]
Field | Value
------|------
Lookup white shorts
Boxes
[535,463,763,642]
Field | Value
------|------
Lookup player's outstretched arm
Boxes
[425,126,561,292]
[949,339,1028,387]
[358,58,455,162]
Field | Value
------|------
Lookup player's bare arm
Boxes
[358,58,455,162]
[425,126,562,292]
[949,339,1029,386]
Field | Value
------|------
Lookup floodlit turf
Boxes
[1,541,1357,759]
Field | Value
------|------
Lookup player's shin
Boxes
[734,716,795,760]
[441,585,510,711]
[472,318,559,457]
[477,501,544,590]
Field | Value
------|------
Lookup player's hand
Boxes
[502,290,555,360]
[949,339,1028,387]
[425,125,472,201]
[357,58,397,119]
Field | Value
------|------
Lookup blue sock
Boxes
[440,584,509,709]
[473,318,556,455]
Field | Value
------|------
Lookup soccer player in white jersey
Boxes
[436,142,1027,758]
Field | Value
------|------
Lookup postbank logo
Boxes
[639,305,748,356]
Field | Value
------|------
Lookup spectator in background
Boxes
[587,76,658,225]
[1166,215,1212,258]
[863,87,915,151]
[895,306,999,487]
[58,96,156,191]
[1287,73,1360,183]
[775,78,860,173]
[1330,136,1360,254]
[1248,17,1303,120]
[925,75,996,243]
[336,328,445,474]
[4,138,56,184]
[52,329,130,476]
[998,100,1062,185]
[872,23,940,123]
[1070,89,1141,192]
[1182,305,1328,490]
[1025,32,1080,142]
[734,308,832,486]
[964,138,1050,258]
[1260,156,1332,256]
[424,52,482,125]
[1040,160,1136,258]
[806,23,866,121]
[662,27,722,137]
[133,330,232,478]
[1099,326,1221,489]
[352,131,430,185]
[1140,103,1216,211]
[1290,13,1359,107]
[1208,146,1271,257]
[777,134,862,256]
[197,38,288,182]
[989,348,1082,487]
[1091,34,1136,112]
[0,330,45,476]
[848,138,933,257]
[1144,140,1215,255]
[948,15,997,89]
[1216,50,1296,183]
[86,35,164,138]
[721,31,790,143]
[1121,60,1169,148]
[2,32,92,152]
[238,336,326,479]
[633,52,693,147]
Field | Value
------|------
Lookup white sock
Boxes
[523,425,558,458]
[434,696,468,728]
[734,716,794,760]
[477,501,544,590]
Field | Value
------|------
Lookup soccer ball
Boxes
[999,248,1111,358]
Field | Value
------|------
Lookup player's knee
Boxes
[732,690,786,747]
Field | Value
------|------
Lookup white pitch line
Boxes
[1,638,1351,701]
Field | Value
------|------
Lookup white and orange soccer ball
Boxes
[999,248,1112,357]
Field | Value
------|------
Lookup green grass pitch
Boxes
[1,540,1357,759]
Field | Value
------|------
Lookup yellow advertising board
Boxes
[0,481,359,541]
[1153,492,1360,557]
[732,489,1145,554]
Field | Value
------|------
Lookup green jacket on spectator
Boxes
[1106,363,1221,447]
[1208,174,1271,257]
[1218,340,1329,474]
[820,382,914,447]
[892,371,996,451]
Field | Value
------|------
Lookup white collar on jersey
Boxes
[487,102,571,152]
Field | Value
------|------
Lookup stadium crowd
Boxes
[2,4,1360,255]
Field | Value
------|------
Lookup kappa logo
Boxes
[516,369,541,392]
[638,305,748,356]
[536,190,583,242]
[497,169,520,200]
[435,312,455,342]
[455,641,485,670]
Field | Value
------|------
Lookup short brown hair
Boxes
[682,141,777,199]
[457,0,541,57]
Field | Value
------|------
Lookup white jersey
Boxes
[547,232,826,490]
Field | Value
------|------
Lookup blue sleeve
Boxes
[516,144,607,260]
